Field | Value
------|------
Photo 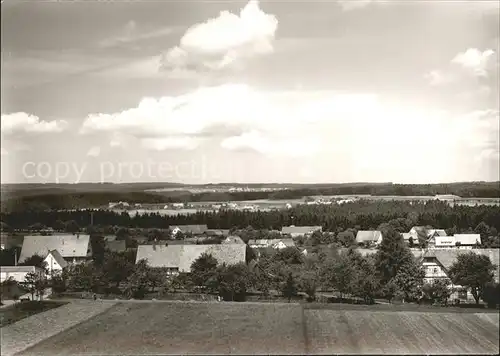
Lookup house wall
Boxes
[44,254,63,274]
[0,270,43,283]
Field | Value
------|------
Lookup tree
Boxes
[422,279,452,305]
[190,253,218,293]
[375,227,412,285]
[23,272,43,300]
[53,219,65,232]
[298,270,319,302]
[474,222,491,243]
[281,272,298,302]
[216,263,251,301]
[101,251,135,290]
[482,282,500,308]
[408,236,414,248]
[19,254,48,273]
[115,227,129,240]
[90,235,106,266]
[349,254,380,305]
[389,255,425,303]
[124,259,152,299]
[64,220,80,233]
[273,247,303,265]
[51,274,67,295]
[448,252,496,304]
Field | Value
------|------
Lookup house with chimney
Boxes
[19,234,92,274]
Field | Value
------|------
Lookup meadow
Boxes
[18,301,500,355]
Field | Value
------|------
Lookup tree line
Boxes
[2,181,499,212]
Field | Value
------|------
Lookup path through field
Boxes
[11,301,500,355]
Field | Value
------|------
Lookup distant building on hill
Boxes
[170,224,208,236]
[429,234,481,249]
[248,238,296,250]
[280,225,322,237]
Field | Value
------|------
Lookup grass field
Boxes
[0,301,66,327]
[18,301,499,355]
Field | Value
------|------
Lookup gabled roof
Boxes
[435,235,457,247]
[453,234,481,245]
[428,229,447,237]
[273,238,295,248]
[106,240,127,253]
[19,234,90,262]
[355,231,382,243]
[0,266,44,273]
[418,249,499,279]
[222,235,245,244]
[206,229,230,236]
[409,226,432,240]
[136,244,246,272]
[281,226,322,234]
[46,249,68,269]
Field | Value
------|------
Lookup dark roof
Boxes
[106,240,127,253]
[47,249,69,269]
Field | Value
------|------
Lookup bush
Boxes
[482,282,500,309]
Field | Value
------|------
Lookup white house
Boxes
[281,226,322,238]
[432,234,481,249]
[19,234,92,265]
[0,266,45,283]
[248,239,296,250]
[355,231,383,246]
[44,249,69,274]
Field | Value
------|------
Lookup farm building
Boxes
[430,234,481,249]
[170,224,208,236]
[415,248,500,301]
[135,244,246,273]
[44,249,68,274]
[355,231,383,245]
[222,236,245,244]
[281,226,322,237]
[19,234,92,266]
[0,265,45,283]
[248,239,296,249]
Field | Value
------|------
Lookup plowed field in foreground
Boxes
[18,302,499,355]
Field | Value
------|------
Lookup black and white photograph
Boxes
[1,0,499,354]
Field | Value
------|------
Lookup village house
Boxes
[0,265,45,283]
[414,248,499,302]
[19,234,92,273]
[429,234,481,249]
[404,226,447,246]
[281,225,322,238]
[355,230,383,246]
[135,243,246,274]
[170,224,208,237]
[248,238,296,250]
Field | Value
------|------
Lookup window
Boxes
[433,268,438,274]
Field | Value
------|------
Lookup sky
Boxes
[1,0,499,184]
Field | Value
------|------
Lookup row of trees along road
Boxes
[13,228,495,307]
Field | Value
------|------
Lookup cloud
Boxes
[426,48,498,87]
[99,21,175,49]
[1,147,8,156]
[159,0,278,73]
[79,83,497,164]
[337,0,376,11]
[220,130,320,157]
[1,112,68,137]
[87,146,101,157]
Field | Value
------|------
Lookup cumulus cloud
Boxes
[426,48,498,87]
[87,146,101,157]
[220,130,320,157]
[159,0,278,73]
[1,112,68,137]
[79,83,497,163]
